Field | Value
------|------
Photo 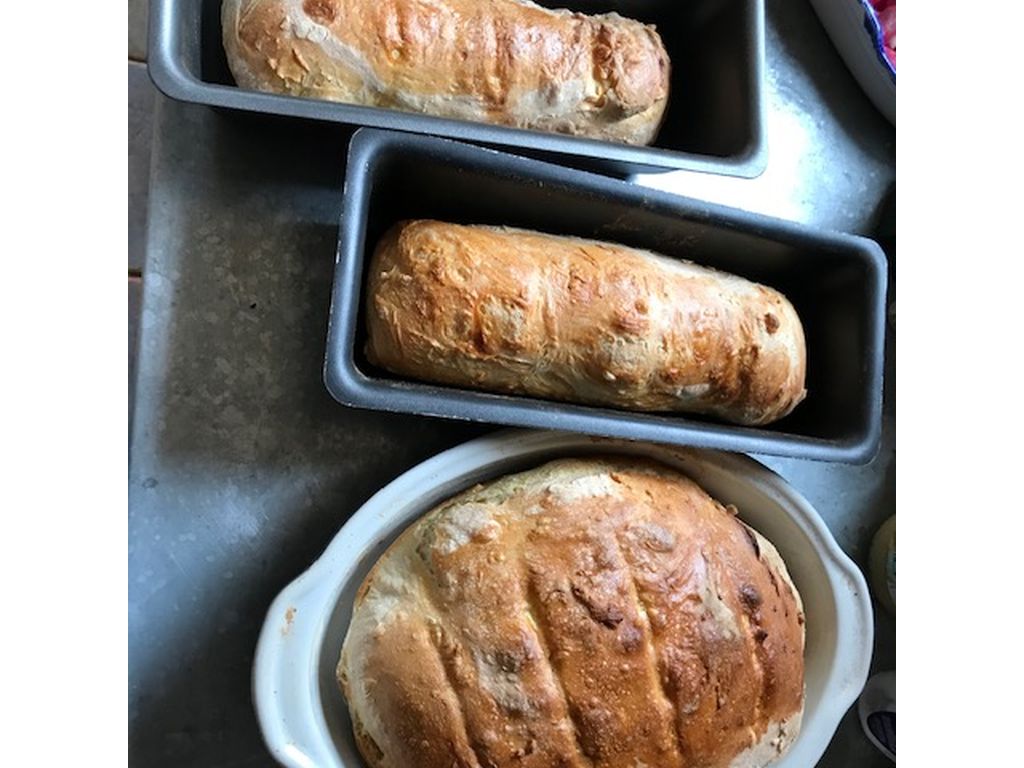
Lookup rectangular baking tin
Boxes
[148,0,767,177]
[324,129,888,463]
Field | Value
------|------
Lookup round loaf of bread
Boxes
[338,457,805,768]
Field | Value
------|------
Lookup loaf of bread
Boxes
[221,0,670,145]
[338,457,806,768]
[366,221,807,426]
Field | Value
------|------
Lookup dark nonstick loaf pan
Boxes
[147,0,766,177]
[324,129,888,463]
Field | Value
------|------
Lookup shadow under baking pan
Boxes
[148,0,766,176]
[324,129,888,464]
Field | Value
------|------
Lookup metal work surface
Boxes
[128,1,895,766]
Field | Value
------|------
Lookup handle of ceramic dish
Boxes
[253,577,344,768]
[830,569,876,708]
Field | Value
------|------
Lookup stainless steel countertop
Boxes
[128,1,895,765]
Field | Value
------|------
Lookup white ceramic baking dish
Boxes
[253,430,873,768]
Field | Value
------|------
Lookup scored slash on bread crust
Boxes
[221,0,670,145]
[338,457,806,768]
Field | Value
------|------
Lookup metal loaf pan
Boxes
[148,0,767,176]
[325,129,888,463]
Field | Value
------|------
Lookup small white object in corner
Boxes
[808,0,896,124]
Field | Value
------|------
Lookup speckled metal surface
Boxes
[129,0,149,60]
[129,62,155,271]
[128,1,894,765]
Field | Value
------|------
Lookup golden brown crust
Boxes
[366,221,807,426]
[338,457,805,768]
[221,0,670,145]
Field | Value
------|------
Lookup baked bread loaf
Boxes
[338,457,806,768]
[221,0,670,145]
[366,221,807,426]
